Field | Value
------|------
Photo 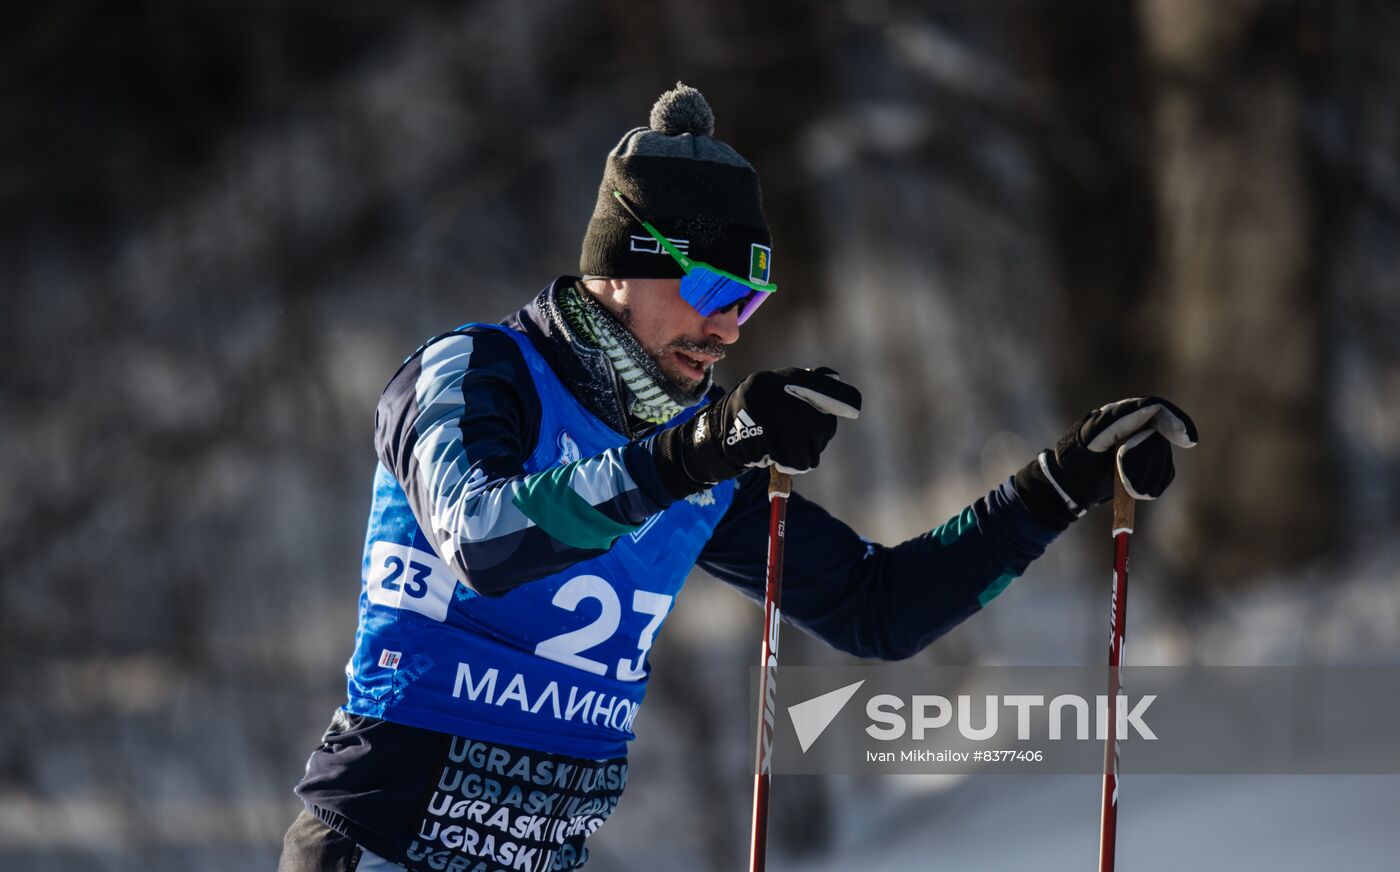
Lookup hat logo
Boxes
[749,243,771,283]
[630,235,689,255]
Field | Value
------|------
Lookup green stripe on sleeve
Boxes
[977,571,1018,607]
[930,507,1019,606]
[511,463,638,552]
[931,506,978,545]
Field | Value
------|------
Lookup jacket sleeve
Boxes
[376,328,675,596]
[695,469,1061,660]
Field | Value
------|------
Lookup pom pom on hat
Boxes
[648,82,715,137]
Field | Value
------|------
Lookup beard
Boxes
[655,336,725,404]
[617,304,725,406]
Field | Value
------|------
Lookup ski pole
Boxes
[749,467,791,872]
[1098,463,1136,872]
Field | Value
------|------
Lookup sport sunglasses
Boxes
[611,190,776,325]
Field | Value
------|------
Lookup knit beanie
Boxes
[580,83,772,284]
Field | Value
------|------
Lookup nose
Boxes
[702,305,741,345]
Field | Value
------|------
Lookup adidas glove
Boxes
[1013,396,1199,529]
[651,367,862,500]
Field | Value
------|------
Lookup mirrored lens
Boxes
[680,267,751,317]
[736,289,770,325]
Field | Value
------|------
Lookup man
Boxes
[281,83,1197,871]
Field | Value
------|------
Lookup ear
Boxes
[582,277,626,306]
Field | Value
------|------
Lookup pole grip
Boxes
[769,468,792,500]
[1112,463,1136,533]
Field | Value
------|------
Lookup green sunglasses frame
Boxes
[611,190,778,312]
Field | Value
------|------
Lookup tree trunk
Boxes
[1140,0,1337,590]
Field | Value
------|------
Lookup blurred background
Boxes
[3,1,1398,869]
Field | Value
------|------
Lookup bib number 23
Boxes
[534,575,672,681]
[366,541,455,622]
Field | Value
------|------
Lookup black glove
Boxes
[1014,397,1198,529]
[651,367,862,500]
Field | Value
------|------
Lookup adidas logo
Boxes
[725,410,764,446]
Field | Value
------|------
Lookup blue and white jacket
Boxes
[296,277,1060,849]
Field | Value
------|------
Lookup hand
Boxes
[1014,397,1198,529]
[652,367,862,497]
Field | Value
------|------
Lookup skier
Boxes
[279,83,1197,871]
